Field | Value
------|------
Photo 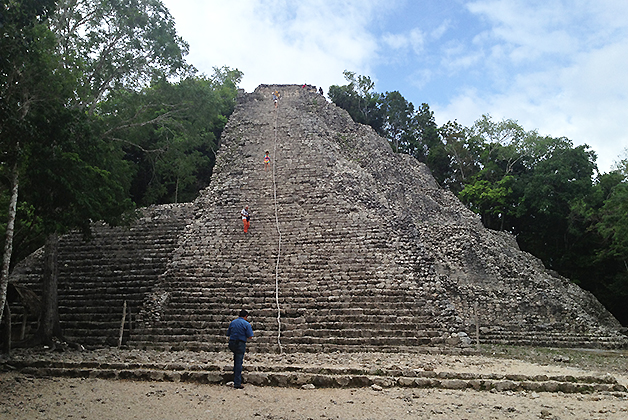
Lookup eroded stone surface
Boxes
[8,84,627,351]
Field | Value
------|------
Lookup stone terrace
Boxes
[2,348,627,394]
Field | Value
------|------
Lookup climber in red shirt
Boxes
[241,205,250,233]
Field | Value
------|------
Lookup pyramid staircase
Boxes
[8,204,193,347]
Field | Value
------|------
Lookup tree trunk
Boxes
[0,162,19,325]
[38,232,62,345]
[174,175,179,204]
[2,302,11,355]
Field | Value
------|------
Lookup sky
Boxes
[161,0,628,173]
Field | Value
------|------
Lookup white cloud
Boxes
[437,56,628,171]
[383,32,410,50]
[382,28,425,56]
[440,40,484,73]
[408,28,426,55]
[162,0,628,172]
[408,69,433,90]
[430,19,451,40]
[433,0,628,172]
[433,88,486,127]
[163,0,387,93]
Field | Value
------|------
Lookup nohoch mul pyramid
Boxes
[8,84,627,352]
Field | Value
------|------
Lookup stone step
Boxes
[130,331,439,347]
[58,300,138,311]
[131,325,442,341]
[158,301,426,313]
[3,358,624,394]
[477,333,628,349]
[146,317,437,329]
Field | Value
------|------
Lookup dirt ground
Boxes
[1,346,628,419]
[1,372,627,420]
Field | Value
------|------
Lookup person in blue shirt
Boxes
[226,309,254,389]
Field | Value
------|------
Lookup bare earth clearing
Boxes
[1,346,627,419]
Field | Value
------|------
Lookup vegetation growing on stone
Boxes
[329,72,628,328]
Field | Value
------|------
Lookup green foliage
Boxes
[328,71,384,134]
[459,175,515,230]
[0,200,45,266]
[414,104,443,163]
[50,0,191,111]
[594,178,628,313]
[1,0,203,272]
[459,118,628,324]
[21,106,134,236]
[566,167,628,325]
[1,0,60,148]
[466,114,532,176]
[0,0,241,339]
[595,176,628,261]
[1,0,73,266]
[380,90,414,152]
[439,121,479,192]
[329,73,452,186]
[98,67,242,205]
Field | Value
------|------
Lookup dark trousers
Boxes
[229,340,246,387]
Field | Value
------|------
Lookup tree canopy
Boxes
[0,0,242,341]
[99,67,242,205]
[51,0,191,111]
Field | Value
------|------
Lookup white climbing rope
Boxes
[272,97,283,354]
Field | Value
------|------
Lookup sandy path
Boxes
[1,371,627,420]
[2,348,628,419]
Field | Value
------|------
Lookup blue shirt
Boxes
[227,317,254,341]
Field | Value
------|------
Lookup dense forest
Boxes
[329,71,628,327]
[1,0,627,347]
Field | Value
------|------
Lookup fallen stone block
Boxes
[397,377,415,387]
[441,379,468,390]
[246,372,270,386]
[494,380,518,392]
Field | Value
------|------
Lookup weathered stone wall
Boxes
[8,84,627,351]
[8,204,194,346]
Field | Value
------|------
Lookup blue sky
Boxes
[161,0,628,173]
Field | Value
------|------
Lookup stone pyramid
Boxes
[8,84,627,351]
